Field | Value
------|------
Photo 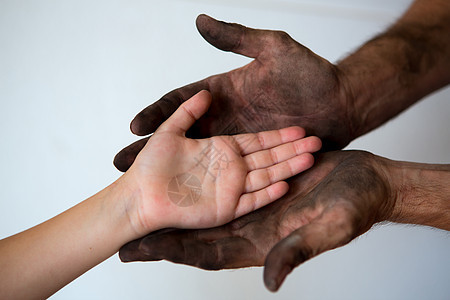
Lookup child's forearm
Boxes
[0,175,138,299]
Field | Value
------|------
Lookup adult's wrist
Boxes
[382,160,450,230]
[334,65,361,142]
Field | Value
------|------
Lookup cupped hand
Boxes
[120,150,396,291]
[124,90,322,235]
[114,14,355,172]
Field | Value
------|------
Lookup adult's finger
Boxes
[131,80,209,136]
[263,206,355,292]
[156,90,212,135]
[113,137,149,172]
[196,14,287,59]
[119,228,263,270]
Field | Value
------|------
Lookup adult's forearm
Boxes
[380,158,450,230]
[338,0,450,139]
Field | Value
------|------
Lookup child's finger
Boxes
[156,90,212,135]
[231,127,306,155]
[234,181,289,219]
[244,153,314,193]
[244,136,322,171]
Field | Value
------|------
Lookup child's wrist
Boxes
[117,169,162,240]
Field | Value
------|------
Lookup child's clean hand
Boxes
[0,89,321,299]
[124,90,322,235]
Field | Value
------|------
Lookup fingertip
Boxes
[130,111,160,136]
[196,14,214,28]
[278,181,290,195]
[118,240,140,262]
[118,249,135,263]
[161,90,211,134]
[196,13,220,41]
[195,13,245,54]
[264,276,279,292]
[270,181,289,201]
[185,90,212,115]
[276,126,305,144]
[290,126,306,139]
[263,236,301,293]
[113,138,149,172]
[196,14,266,58]
[300,152,315,169]
[113,152,129,173]
[198,89,212,105]
[130,116,141,135]
[263,263,291,292]
[310,136,322,152]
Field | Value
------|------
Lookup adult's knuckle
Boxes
[273,30,292,46]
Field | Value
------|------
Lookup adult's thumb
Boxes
[196,14,269,58]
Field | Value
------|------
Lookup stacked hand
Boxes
[114,15,356,173]
[113,15,386,292]
[114,8,450,294]
[121,150,395,291]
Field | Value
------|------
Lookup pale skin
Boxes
[115,0,450,292]
[0,90,322,299]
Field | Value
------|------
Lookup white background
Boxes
[1,0,449,299]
